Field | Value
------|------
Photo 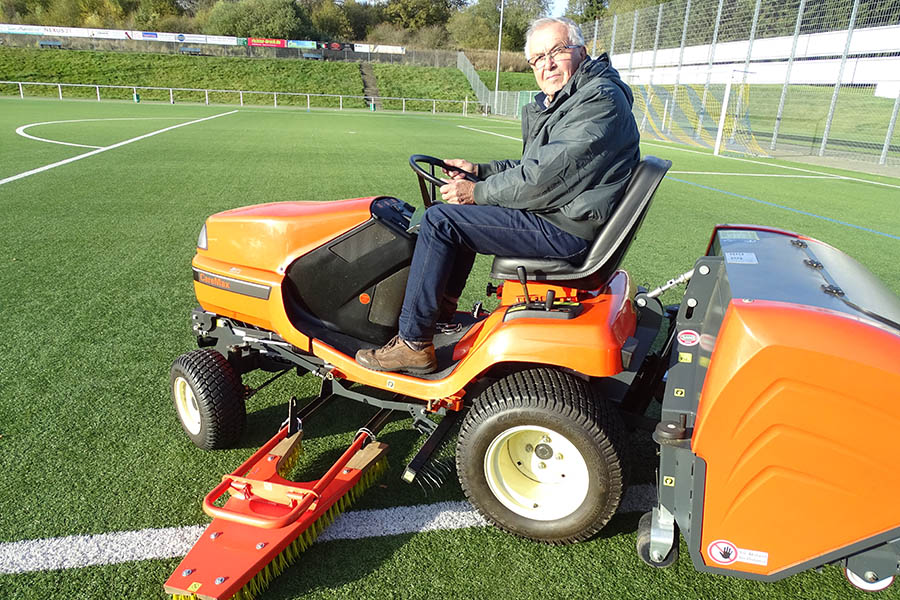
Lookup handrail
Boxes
[0,79,478,114]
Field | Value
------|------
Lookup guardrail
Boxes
[0,80,479,115]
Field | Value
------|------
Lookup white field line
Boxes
[14,117,197,149]
[641,140,900,191]
[0,484,656,574]
[0,110,238,187]
[456,127,900,191]
[670,171,839,179]
[458,125,520,142]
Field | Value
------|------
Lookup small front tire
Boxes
[170,348,246,450]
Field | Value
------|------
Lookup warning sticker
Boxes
[678,352,693,363]
[677,330,700,346]
[724,252,758,264]
[707,539,769,567]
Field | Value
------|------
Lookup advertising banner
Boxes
[248,37,286,48]
[286,40,317,49]
[206,35,238,46]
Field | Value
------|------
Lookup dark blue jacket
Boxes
[473,53,641,240]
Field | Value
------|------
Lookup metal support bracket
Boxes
[650,504,676,563]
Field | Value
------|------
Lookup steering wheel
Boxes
[409,154,481,208]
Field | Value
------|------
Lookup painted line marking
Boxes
[0,484,656,574]
[670,171,840,179]
[14,117,197,149]
[642,140,900,191]
[668,177,900,240]
[458,125,520,141]
[0,110,238,187]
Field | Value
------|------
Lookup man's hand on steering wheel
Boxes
[440,179,476,204]
[439,158,477,204]
[441,159,478,180]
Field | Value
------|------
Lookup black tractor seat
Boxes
[490,156,672,290]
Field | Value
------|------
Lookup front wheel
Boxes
[456,368,626,543]
[170,348,246,450]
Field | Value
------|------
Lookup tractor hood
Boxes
[197,198,375,274]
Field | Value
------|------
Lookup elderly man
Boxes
[356,16,641,375]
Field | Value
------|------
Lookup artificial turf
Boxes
[0,97,897,600]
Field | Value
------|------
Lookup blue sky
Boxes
[550,0,567,17]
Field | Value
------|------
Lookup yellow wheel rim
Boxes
[173,376,202,435]
[484,425,589,521]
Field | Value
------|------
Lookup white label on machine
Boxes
[725,252,759,264]
[677,330,700,346]
[707,539,769,566]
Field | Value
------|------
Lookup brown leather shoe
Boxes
[355,335,437,375]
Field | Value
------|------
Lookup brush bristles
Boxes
[168,457,388,600]
[275,442,304,479]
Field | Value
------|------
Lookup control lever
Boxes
[544,289,555,311]
[516,266,533,307]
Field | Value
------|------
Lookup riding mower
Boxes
[165,154,900,600]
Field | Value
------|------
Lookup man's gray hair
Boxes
[524,17,586,60]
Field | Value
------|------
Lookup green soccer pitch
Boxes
[1,97,898,600]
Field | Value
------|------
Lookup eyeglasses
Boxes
[528,44,581,69]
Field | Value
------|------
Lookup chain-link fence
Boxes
[562,0,900,168]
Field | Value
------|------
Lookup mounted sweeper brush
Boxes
[166,154,900,599]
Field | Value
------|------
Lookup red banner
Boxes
[248,37,286,48]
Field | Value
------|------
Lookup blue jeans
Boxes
[398,204,590,342]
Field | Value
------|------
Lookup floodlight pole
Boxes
[494,0,505,115]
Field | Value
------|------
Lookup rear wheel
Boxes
[170,348,246,450]
[456,368,626,543]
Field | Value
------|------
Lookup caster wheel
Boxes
[636,511,679,568]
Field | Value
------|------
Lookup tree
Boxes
[448,0,549,51]
[343,0,383,40]
[204,0,313,38]
[311,0,352,40]
[384,0,463,30]
[564,0,607,22]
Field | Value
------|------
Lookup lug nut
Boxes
[215,577,226,585]
[525,444,533,453]
[210,532,222,540]
[538,462,546,469]
[182,569,194,577]
[256,542,267,550]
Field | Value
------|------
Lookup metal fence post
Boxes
[819,0,860,157]
[340,95,343,110]
[880,89,900,165]
[18,82,24,99]
[714,77,734,156]
[96,85,101,101]
[240,91,244,106]
[697,0,725,138]
[650,4,664,85]
[771,0,806,151]
[628,10,638,76]
[170,88,174,104]
[671,0,692,134]
[205,89,209,105]
[58,83,63,100]
[274,92,278,107]
[433,99,436,114]
[403,98,406,112]
[591,18,599,56]
[609,14,618,57]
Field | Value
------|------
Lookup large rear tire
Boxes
[456,368,626,543]
[170,348,246,450]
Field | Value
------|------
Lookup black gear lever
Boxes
[516,266,532,307]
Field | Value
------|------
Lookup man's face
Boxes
[528,23,586,101]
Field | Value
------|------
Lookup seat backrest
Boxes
[541,155,671,289]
